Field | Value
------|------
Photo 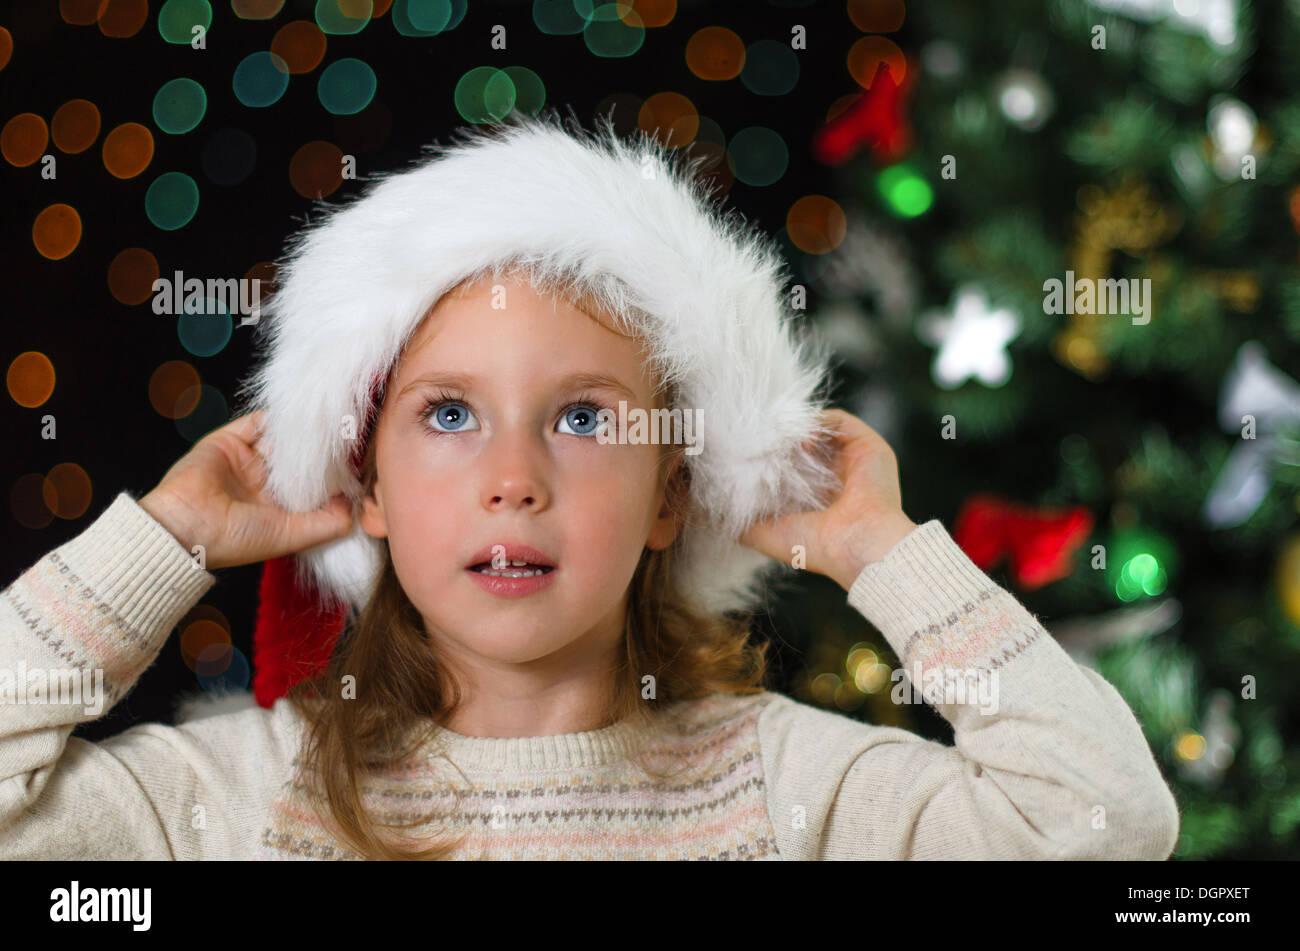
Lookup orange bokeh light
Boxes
[33,204,83,260]
[7,352,56,408]
[2,113,49,167]
[786,195,847,255]
[289,140,344,199]
[99,0,148,37]
[43,463,93,519]
[52,99,101,154]
[272,20,327,74]
[848,35,906,88]
[685,26,745,81]
[149,361,203,419]
[847,0,905,32]
[108,247,160,305]
[638,92,699,148]
[102,122,154,179]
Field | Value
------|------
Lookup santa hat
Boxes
[236,110,841,709]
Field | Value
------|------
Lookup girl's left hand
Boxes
[739,408,917,591]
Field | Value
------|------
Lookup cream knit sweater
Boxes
[0,492,1180,860]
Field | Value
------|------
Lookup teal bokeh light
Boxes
[318,58,378,115]
[153,78,208,134]
[233,52,291,108]
[145,172,200,230]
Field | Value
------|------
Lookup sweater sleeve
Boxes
[0,491,301,860]
[758,518,1181,861]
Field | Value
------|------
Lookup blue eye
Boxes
[558,404,604,437]
[426,401,480,433]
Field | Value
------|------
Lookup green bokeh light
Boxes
[318,58,378,115]
[158,0,212,45]
[502,66,546,116]
[583,3,643,58]
[145,172,200,231]
[392,0,464,36]
[534,0,590,35]
[315,0,372,35]
[877,164,933,217]
[454,66,516,123]
[153,78,207,134]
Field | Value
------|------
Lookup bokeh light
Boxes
[181,619,231,671]
[318,58,377,115]
[786,195,846,254]
[52,99,101,153]
[43,463,93,519]
[7,352,56,408]
[392,0,465,36]
[149,360,203,418]
[158,0,212,44]
[584,3,644,57]
[233,51,291,108]
[847,0,905,32]
[2,113,49,167]
[454,66,515,123]
[272,20,328,73]
[145,171,200,230]
[198,645,250,692]
[61,0,106,25]
[533,0,588,35]
[232,0,286,17]
[32,204,82,260]
[153,78,207,134]
[12,473,56,530]
[626,0,674,28]
[638,92,697,147]
[503,66,545,116]
[178,297,233,356]
[108,247,160,305]
[877,163,933,217]
[175,383,229,442]
[201,127,257,185]
[728,126,787,186]
[0,27,11,71]
[289,140,345,197]
[848,35,906,88]
[99,0,149,37]
[685,26,744,80]
[102,121,154,178]
[316,0,372,35]
[739,39,799,96]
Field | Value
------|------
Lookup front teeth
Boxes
[478,567,547,578]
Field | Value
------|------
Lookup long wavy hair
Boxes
[284,272,774,860]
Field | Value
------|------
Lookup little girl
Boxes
[0,113,1180,860]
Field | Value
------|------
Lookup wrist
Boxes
[831,513,917,590]
[139,490,205,565]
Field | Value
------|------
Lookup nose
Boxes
[479,429,550,513]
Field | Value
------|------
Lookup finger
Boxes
[281,496,354,551]
[219,410,268,445]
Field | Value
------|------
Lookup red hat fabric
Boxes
[251,369,387,707]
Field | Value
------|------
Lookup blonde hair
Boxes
[285,266,771,859]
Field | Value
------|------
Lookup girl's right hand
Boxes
[139,410,355,571]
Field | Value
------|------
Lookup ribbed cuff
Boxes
[846,518,1005,662]
[55,491,216,656]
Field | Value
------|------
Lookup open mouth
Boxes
[469,562,556,578]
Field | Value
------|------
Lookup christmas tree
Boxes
[773,0,1300,860]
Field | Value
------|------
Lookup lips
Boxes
[465,543,557,571]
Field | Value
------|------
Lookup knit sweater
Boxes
[0,491,1180,860]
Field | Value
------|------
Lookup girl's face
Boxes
[360,274,682,681]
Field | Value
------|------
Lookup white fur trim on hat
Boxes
[236,110,841,616]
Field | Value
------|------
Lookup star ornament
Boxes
[917,285,1023,389]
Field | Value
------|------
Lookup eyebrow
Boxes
[396,370,639,402]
